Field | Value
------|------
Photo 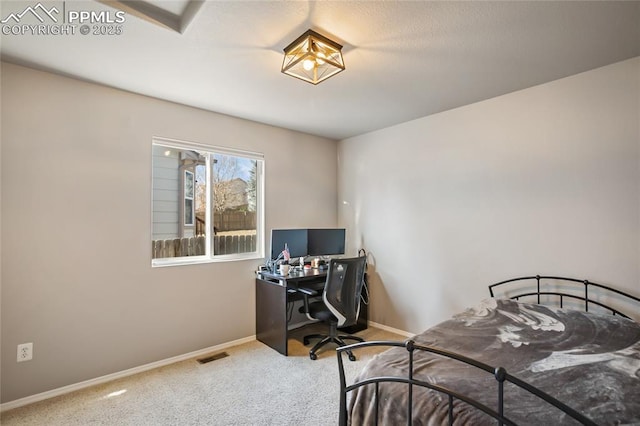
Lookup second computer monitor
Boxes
[307,228,346,257]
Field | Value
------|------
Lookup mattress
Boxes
[348,298,640,425]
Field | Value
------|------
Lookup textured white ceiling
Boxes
[147,0,190,16]
[1,1,639,140]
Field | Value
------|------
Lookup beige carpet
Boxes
[1,325,406,426]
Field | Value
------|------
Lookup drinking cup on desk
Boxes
[279,264,290,275]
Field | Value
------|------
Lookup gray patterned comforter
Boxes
[348,298,640,425]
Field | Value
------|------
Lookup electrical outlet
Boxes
[17,343,33,362]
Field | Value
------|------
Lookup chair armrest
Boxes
[297,287,319,296]
[297,286,320,317]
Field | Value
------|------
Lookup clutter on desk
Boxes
[263,252,332,276]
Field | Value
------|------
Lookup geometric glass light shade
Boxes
[281,29,345,85]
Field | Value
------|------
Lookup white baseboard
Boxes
[291,318,414,338]
[0,335,256,413]
[288,319,413,338]
[2,322,412,412]
[367,320,414,338]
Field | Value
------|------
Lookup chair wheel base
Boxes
[310,353,318,360]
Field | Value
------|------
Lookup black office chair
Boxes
[299,256,367,361]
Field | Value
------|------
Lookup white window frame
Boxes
[184,169,195,226]
[151,137,265,267]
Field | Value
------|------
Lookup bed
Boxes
[338,275,640,425]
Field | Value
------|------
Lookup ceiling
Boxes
[1,1,639,140]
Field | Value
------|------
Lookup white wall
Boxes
[0,62,338,403]
[339,57,640,333]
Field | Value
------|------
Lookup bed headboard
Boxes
[488,275,639,320]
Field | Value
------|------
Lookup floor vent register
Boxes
[197,352,229,364]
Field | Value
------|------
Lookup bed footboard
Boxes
[337,340,598,426]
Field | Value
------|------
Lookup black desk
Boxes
[255,268,368,356]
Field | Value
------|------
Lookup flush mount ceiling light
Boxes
[281,29,345,85]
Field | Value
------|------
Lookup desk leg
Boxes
[256,278,288,356]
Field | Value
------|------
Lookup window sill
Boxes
[152,252,263,268]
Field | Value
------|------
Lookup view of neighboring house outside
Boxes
[151,140,263,263]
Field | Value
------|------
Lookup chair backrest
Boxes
[323,256,367,327]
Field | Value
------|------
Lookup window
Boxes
[151,138,264,266]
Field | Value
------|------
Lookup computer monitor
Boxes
[307,228,346,257]
[270,229,308,260]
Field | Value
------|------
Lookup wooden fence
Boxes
[195,211,256,236]
[215,211,256,232]
[152,234,257,258]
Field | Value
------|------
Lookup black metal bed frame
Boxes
[488,274,640,319]
[337,275,640,426]
[337,340,597,426]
